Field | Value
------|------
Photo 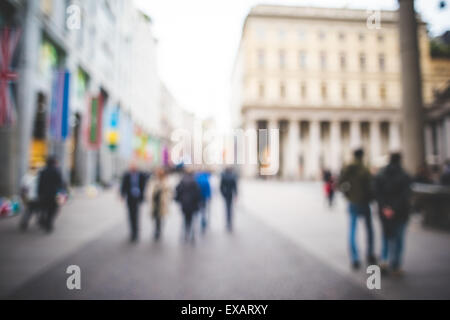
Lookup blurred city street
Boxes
[1,176,449,300]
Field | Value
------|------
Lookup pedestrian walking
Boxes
[195,170,212,234]
[120,161,147,243]
[147,167,171,241]
[37,156,65,234]
[374,153,412,276]
[19,165,41,231]
[338,149,376,270]
[220,167,238,233]
[323,169,336,208]
[175,168,202,244]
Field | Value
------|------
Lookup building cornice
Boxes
[246,5,424,25]
[241,104,401,123]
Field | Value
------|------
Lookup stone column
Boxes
[398,0,425,174]
[389,121,402,152]
[262,118,280,177]
[437,121,445,164]
[308,120,321,179]
[350,120,361,150]
[370,120,381,167]
[424,123,433,164]
[330,120,341,174]
[243,119,258,178]
[283,120,300,179]
[445,116,450,160]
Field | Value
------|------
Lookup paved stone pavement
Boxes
[1,176,449,300]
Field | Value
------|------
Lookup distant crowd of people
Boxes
[323,149,450,276]
[119,162,238,245]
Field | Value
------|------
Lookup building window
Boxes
[279,29,286,40]
[320,52,327,70]
[279,50,286,70]
[300,83,307,99]
[359,53,366,71]
[379,84,387,101]
[258,83,265,98]
[340,52,346,71]
[379,53,385,72]
[280,83,286,99]
[338,32,346,41]
[321,82,327,100]
[358,33,365,42]
[377,33,384,42]
[258,49,265,69]
[299,51,306,69]
[341,84,347,101]
[361,83,367,101]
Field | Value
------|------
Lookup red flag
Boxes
[0,28,21,127]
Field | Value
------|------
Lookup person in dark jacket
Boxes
[220,167,238,232]
[38,156,64,233]
[120,161,147,243]
[338,149,376,270]
[374,153,412,275]
[175,168,202,244]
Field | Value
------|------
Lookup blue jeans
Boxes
[381,222,407,269]
[348,203,374,263]
[199,200,210,233]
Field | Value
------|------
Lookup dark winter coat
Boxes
[121,171,147,203]
[338,160,373,206]
[38,165,64,204]
[175,173,202,215]
[374,163,412,236]
[220,170,237,202]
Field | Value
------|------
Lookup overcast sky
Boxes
[134,0,450,130]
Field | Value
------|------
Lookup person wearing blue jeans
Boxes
[381,222,407,271]
[195,171,212,234]
[348,203,375,268]
[374,153,412,275]
[339,149,377,270]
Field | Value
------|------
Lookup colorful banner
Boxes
[49,69,70,141]
[107,107,119,151]
[87,94,103,149]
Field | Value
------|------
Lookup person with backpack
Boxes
[338,149,377,270]
[374,153,412,276]
[147,167,171,241]
[220,167,238,233]
[195,170,212,234]
[175,168,202,244]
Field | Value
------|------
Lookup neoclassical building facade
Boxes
[231,5,450,179]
